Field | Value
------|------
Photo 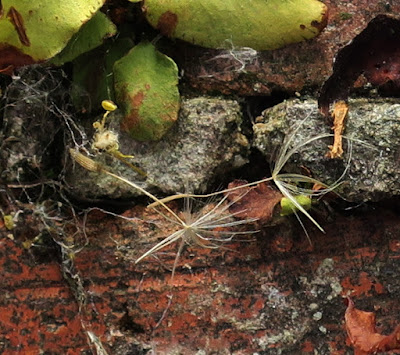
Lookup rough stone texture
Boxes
[253,97,400,202]
[171,0,400,96]
[2,198,400,354]
[66,97,249,199]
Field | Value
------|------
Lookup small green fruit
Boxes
[280,195,312,216]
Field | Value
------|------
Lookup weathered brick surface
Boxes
[2,203,400,354]
[0,231,91,354]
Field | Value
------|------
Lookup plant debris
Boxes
[326,100,349,159]
[345,297,400,354]
[225,180,283,225]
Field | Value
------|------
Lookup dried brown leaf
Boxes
[345,297,400,354]
[225,180,283,224]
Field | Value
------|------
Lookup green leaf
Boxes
[0,0,106,72]
[113,41,180,141]
[144,0,328,50]
[50,11,116,66]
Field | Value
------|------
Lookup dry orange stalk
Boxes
[327,100,348,158]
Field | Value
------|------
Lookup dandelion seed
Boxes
[136,192,257,280]
[148,113,360,236]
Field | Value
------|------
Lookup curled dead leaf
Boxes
[225,180,283,224]
[345,297,400,354]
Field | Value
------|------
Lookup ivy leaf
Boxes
[113,41,180,141]
[143,0,327,50]
[0,0,106,73]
